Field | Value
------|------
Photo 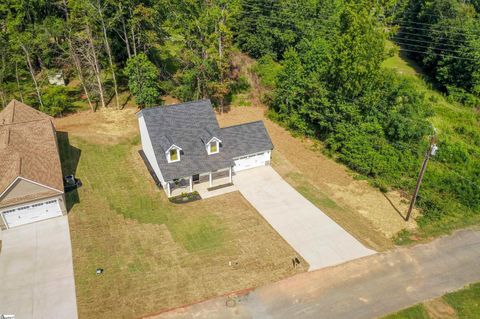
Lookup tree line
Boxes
[0,0,239,114]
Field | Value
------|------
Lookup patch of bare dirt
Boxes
[55,106,138,144]
[424,299,458,319]
[162,95,181,105]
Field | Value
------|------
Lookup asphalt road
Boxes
[149,229,480,319]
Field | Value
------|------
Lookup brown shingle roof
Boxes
[0,190,60,208]
[0,99,52,125]
[0,100,63,198]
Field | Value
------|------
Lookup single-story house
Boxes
[0,100,66,229]
[137,99,273,197]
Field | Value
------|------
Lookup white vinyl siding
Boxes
[138,114,166,185]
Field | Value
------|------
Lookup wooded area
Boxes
[0,0,479,236]
[236,0,480,236]
[0,0,238,113]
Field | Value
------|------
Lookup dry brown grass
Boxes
[56,107,139,145]
[58,109,306,319]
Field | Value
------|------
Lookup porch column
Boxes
[166,182,171,197]
[189,176,193,192]
[209,171,212,187]
[229,167,232,183]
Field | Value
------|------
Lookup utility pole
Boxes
[406,130,438,221]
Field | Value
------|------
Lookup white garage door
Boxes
[233,151,270,172]
[1,199,62,228]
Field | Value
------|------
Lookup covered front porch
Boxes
[166,167,233,198]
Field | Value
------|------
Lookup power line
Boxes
[393,30,471,45]
[396,47,477,61]
[391,19,480,34]
[394,8,479,21]
[391,36,477,52]
[389,23,480,38]
[432,160,480,190]
[238,3,479,62]
[394,41,474,56]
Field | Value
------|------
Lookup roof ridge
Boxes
[221,120,265,130]
[0,118,53,127]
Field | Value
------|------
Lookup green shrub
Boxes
[252,54,283,89]
[435,140,471,165]
[230,76,250,94]
[40,86,73,116]
[447,86,480,108]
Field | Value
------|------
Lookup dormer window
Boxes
[200,128,222,155]
[169,149,179,161]
[209,141,218,154]
[207,138,220,155]
[166,145,182,163]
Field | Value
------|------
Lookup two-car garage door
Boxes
[1,198,62,228]
[233,151,271,172]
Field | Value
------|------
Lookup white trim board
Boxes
[0,176,63,200]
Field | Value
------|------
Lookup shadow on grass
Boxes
[398,50,425,75]
[138,150,162,188]
[397,49,446,92]
[57,131,82,212]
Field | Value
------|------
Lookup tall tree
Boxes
[91,0,120,109]
[124,53,160,108]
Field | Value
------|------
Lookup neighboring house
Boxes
[0,100,66,229]
[137,100,273,197]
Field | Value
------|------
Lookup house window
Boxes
[170,149,179,161]
[210,141,218,154]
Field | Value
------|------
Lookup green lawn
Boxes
[444,283,480,319]
[382,304,430,319]
[58,132,307,318]
[382,283,480,319]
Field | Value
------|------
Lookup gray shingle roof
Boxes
[158,134,180,152]
[199,127,222,144]
[140,100,273,181]
[221,121,274,159]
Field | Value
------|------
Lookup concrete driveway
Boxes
[0,216,78,318]
[234,166,375,271]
